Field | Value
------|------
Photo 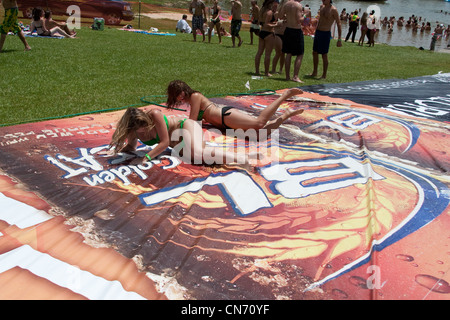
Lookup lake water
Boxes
[220,0,450,50]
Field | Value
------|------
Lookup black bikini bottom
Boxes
[221,106,234,129]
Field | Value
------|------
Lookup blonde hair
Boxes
[109,107,155,153]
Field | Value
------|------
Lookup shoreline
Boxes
[133,3,448,51]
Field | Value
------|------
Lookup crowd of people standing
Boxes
[339,7,450,49]
[181,0,342,83]
[250,0,341,82]
[177,0,450,82]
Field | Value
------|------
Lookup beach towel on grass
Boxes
[22,31,64,39]
[119,27,175,36]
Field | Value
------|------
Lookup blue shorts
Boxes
[313,30,332,54]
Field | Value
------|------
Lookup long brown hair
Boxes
[109,107,155,153]
[166,80,197,108]
[260,0,275,22]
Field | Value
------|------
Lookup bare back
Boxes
[280,1,303,29]
[317,4,340,31]
[231,0,242,20]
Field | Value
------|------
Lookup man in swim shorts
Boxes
[279,0,304,82]
[189,0,206,42]
[249,0,260,44]
[0,0,31,52]
[310,0,342,80]
[230,0,243,47]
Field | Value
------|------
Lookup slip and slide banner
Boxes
[0,74,449,301]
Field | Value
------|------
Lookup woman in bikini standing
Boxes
[271,0,287,75]
[109,107,252,165]
[254,0,278,77]
[358,12,368,46]
[208,0,222,44]
[166,80,304,133]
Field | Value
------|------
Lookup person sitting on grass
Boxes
[166,80,304,134]
[30,7,75,38]
[44,10,76,37]
[176,14,192,33]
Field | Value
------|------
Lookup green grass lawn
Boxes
[1,9,449,127]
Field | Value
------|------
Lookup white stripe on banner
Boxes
[0,245,146,300]
[0,192,52,228]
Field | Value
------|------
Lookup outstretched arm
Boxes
[143,109,170,161]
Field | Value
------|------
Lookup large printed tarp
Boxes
[303,73,450,123]
[0,74,449,300]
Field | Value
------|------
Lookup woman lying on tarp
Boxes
[166,80,304,132]
[108,107,256,166]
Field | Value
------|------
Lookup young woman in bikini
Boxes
[30,8,75,38]
[208,0,222,44]
[254,0,278,77]
[109,107,252,165]
[166,80,304,133]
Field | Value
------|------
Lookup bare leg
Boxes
[310,51,319,77]
[257,87,303,124]
[238,35,243,47]
[255,38,265,75]
[0,34,7,52]
[216,23,222,44]
[18,31,31,51]
[263,35,274,77]
[208,25,212,43]
[271,35,282,74]
[320,53,328,79]
[221,88,304,130]
[292,55,304,83]
[284,53,292,80]
[180,119,249,165]
[279,53,285,73]
[264,108,304,132]
[51,27,75,38]
[62,24,75,35]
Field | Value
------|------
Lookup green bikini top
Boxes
[197,110,205,121]
[140,115,169,146]
[197,103,214,121]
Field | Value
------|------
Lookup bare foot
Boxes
[291,77,304,83]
